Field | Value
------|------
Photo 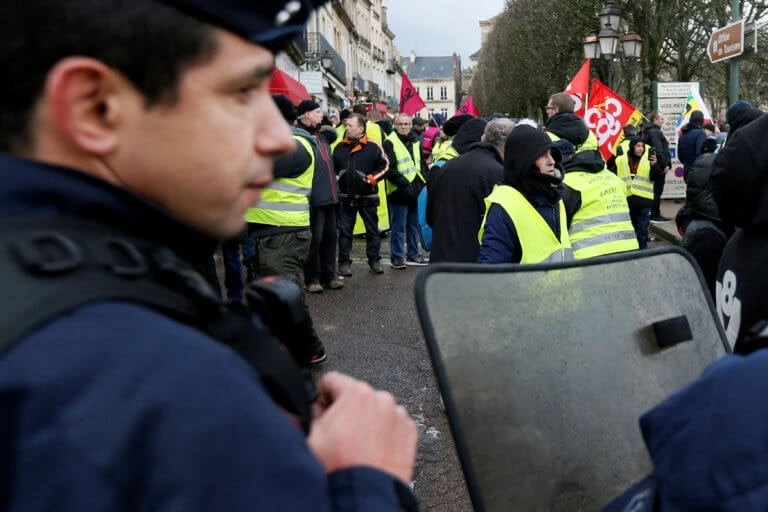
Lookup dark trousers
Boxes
[629,203,652,250]
[221,237,244,301]
[251,229,325,355]
[651,176,665,217]
[338,203,380,265]
[305,204,339,284]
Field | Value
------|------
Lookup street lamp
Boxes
[306,50,333,71]
[583,1,642,89]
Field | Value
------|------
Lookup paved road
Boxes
[307,237,472,512]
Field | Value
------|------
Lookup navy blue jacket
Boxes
[603,350,768,511]
[477,191,562,264]
[0,154,411,511]
[677,125,706,172]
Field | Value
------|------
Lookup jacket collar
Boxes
[0,153,220,262]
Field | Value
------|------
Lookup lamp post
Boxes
[306,50,333,71]
[583,1,642,90]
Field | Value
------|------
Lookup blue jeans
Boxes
[629,204,652,249]
[389,201,420,260]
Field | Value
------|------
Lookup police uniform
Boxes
[0,2,417,511]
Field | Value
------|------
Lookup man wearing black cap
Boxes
[0,1,418,510]
[296,99,344,292]
[677,110,706,174]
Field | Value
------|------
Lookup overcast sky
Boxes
[385,0,505,64]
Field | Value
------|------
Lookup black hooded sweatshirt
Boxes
[477,126,566,264]
[711,113,768,352]
[545,113,590,147]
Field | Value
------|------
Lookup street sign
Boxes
[708,19,745,64]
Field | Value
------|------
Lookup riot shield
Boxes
[415,248,729,512]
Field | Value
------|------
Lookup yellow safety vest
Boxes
[478,185,574,264]
[246,135,314,226]
[547,130,599,153]
[564,171,639,259]
[434,141,459,163]
[431,140,444,161]
[616,149,654,200]
[385,132,424,195]
[613,138,631,157]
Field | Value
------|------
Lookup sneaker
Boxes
[309,350,327,365]
[322,278,344,290]
[338,262,352,276]
[406,255,428,266]
[369,261,384,274]
[306,282,323,293]
[650,215,671,223]
[390,257,407,269]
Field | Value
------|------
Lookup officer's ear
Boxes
[43,57,132,156]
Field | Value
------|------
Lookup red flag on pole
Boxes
[456,96,480,117]
[584,80,644,161]
[564,60,591,117]
[399,73,426,116]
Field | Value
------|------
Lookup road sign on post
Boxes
[708,19,745,64]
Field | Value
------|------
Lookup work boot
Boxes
[338,262,352,276]
[369,261,384,274]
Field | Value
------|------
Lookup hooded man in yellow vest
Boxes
[615,136,662,249]
[556,140,639,259]
[478,125,574,264]
[245,94,327,364]
[545,92,599,153]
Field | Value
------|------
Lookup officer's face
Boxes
[111,29,295,238]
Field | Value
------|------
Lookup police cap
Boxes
[155,0,329,53]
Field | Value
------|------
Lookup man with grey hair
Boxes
[427,117,516,263]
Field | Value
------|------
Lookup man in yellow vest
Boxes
[555,140,639,259]
[245,94,326,364]
[615,136,661,249]
[382,114,428,268]
[545,93,599,152]
[478,125,574,264]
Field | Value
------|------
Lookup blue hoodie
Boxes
[603,350,768,511]
[0,154,412,512]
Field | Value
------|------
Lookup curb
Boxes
[650,223,681,245]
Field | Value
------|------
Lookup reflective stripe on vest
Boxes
[479,185,574,264]
[246,135,314,226]
[385,132,423,195]
[563,170,639,259]
[616,149,654,200]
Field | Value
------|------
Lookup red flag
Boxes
[564,60,591,117]
[399,73,426,116]
[584,80,644,161]
[456,96,480,117]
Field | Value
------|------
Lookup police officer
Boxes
[0,1,418,510]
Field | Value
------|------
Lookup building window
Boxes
[416,87,420,95]
[428,108,435,117]
[440,86,448,100]
[441,108,449,118]
[426,87,434,100]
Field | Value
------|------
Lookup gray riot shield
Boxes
[415,248,729,512]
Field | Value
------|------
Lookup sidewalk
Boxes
[649,199,683,245]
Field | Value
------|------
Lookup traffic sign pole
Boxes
[730,0,740,104]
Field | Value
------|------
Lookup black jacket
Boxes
[684,153,720,222]
[427,142,504,263]
[382,132,426,205]
[296,121,339,207]
[711,113,768,352]
[332,136,387,207]
[677,123,706,171]
[643,125,670,170]
[545,113,590,147]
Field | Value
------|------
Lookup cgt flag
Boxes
[565,60,591,117]
[456,96,480,117]
[585,80,644,161]
[399,73,426,116]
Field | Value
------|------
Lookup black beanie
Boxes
[272,94,297,123]
[689,110,704,126]
[297,100,321,116]
[442,114,474,137]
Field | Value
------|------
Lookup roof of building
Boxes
[469,49,481,60]
[400,55,455,80]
